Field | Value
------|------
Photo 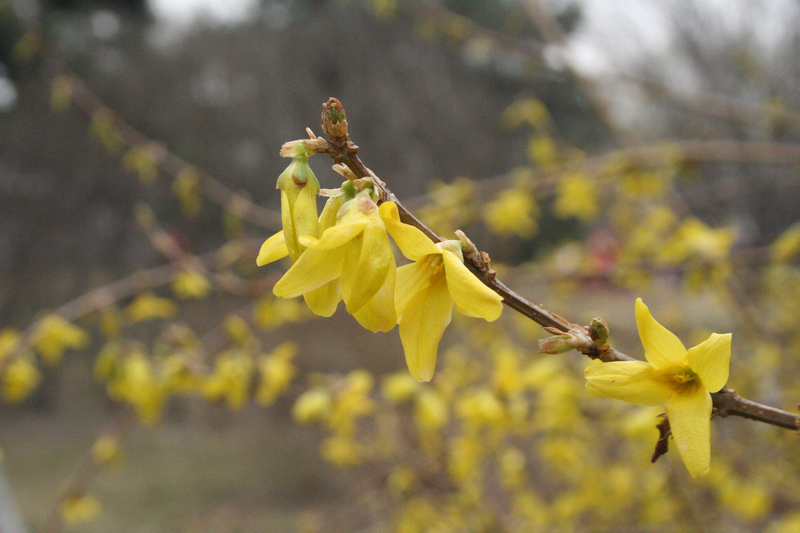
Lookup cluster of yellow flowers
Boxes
[257,140,503,382]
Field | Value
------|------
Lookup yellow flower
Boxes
[277,141,320,261]
[585,298,731,477]
[272,192,396,332]
[381,202,503,381]
[32,314,89,365]
[257,193,345,318]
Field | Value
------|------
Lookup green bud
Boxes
[589,317,610,348]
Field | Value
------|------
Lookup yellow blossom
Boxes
[258,193,344,318]
[124,293,178,323]
[172,269,211,299]
[32,314,89,365]
[60,494,101,525]
[2,357,41,403]
[276,140,320,262]
[381,202,503,381]
[293,388,332,423]
[483,188,539,238]
[255,342,298,405]
[554,173,598,222]
[272,192,397,332]
[202,350,253,410]
[0,329,20,361]
[585,299,731,477]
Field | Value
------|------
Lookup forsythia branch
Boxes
[312,97,800,433]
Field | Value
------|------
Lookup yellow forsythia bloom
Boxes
[293,388,332,423]
[255,342,298,406]
[60,494,101,525]
[272,193,397,332]
[124,293,178,322]
[2,358,41,403]
[585,299,731,477]
[32,315,89,365]
[172,270,211,299]
[483,188,539,238]
[382,202,503,382]
[554,173,598,222]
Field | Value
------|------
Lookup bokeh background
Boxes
[2,0,800,531]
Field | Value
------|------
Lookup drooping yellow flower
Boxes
[585,298,731,477]
[277,140,320,262]
[381,202,503,382]
[272,191,396,332]
[257,191,345,318]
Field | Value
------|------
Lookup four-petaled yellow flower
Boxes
[381,202,503,382]
[585,298,731,477]
[272,191,397,333]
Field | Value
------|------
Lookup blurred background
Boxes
[2,0,800,531]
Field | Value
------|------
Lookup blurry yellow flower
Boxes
[255,342,298,406]
[60,494,101,525]
[771,221,800,263]
[382,202,503,381]
[172,270,211,300]
[203,350,253,410]
[0,329,20,361]
[293,388,332,423]
[92,435,121,466]
[32,314,89,365]
[273,192,396,332]
[585,299,731,477]
[173,167,202,218]
[554,173,598,222]
[657,218,735,265]
[2,357,41,403]
[109,353,168,424]
[381,372,420,402]
[483,189,539,238]
[414,388,449,432]
[528,134,557,167]
[125,293,178,323]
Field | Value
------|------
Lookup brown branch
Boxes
[314,97,800,432]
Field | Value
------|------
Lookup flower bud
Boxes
[537,335,575,355]
[589,317,610,349]
[321,97,348,140]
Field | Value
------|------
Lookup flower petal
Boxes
[303,279,341,317]
[353,259,397,332]
[399,276,453,382]
[441,251,503,321]
[584,361,673,406]
[636,298,687,369]
[380,202,440,261]
[341,223,393,314]
[395,261,435,318]
[686,333,731,392]
[312,221,367,250]
[666,387,712,478]
[256,231,288,266]
[281,190,299,260]
[273,246,344,299]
